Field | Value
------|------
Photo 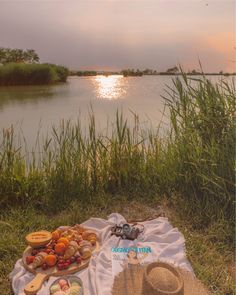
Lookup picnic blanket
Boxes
[10,213,193,295]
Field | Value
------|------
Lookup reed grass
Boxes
[0,74,235,295]
[0,63,69,85]
[0,74,235,228]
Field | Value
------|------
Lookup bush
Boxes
[0,63,68,85]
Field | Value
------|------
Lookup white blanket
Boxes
[10,213,193,295]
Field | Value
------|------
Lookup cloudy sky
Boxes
[0,0,235,72]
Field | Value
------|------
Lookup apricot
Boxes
[55,243,66,255]
[45,254,57,267]
[51,230,60,240]
[57,237,69,247]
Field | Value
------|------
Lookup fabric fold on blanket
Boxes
[10,213,193,295]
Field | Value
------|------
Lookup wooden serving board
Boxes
[22,242,99,295]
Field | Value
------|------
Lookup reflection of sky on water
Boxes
[0,75,234,150]
[0,85,57,110]
[93,75,126,100]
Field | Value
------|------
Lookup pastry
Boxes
[79,241,92,259]
[64,241,79,259]
[82,231,97,242]
[72,224,87,234]
[32,252,47,268]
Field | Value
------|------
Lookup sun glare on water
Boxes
[93,75,125,100]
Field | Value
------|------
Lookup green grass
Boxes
[0,197,235,295]
[0,74,235,294]
[0,63,69,85]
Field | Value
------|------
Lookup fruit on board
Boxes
[51,230,60,240]
[45,254,57,266]
[70,256,76,263]
[42,263,48,270]
[25,224,97,270]
[25,231,52,248]
[32,252,47,269]
[57,237,69,247]
[26,256,35,265]
[55,243,66,255]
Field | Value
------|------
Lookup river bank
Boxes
[0,75,235,294]
[0,196,234,295]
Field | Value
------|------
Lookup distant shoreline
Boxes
[72,72,236,77]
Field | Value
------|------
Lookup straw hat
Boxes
[112,261,211,295]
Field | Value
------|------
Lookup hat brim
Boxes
[112,263,210,295]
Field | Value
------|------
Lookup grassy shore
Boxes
[0,75,235,294]
[0,197,235,295]
[0,63,69,85]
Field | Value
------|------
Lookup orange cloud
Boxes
[204,32,235,54]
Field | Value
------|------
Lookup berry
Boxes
[31,250,38,256]
[42,263,48,270]
[26,256,34,265]
[76,257,81,264]
[70,256,76,263]
[58,259,64,264]
[63,262,69,269]
[57,263,64,270]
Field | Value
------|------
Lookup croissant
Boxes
[32,252,47,269]
[78,240,91,249]
[79,240,93,259]
[82,231,97,243]
[80,247,92,260]
[72,224,87,234]
[63,241,78,259]
[73,233,83,243]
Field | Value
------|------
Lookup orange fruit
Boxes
[45,254,57,266]
[57,237,69,247]
[51,230,60,240]
[55,242,66,255]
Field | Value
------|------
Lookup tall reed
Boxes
[0,63,69,85]
[0,75,234,230]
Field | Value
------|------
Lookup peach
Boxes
[57,237,69,247]
[51,230,60,240]
[55,243,66,255]
[45,254,57,266]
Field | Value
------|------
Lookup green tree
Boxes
[166,66,178,74]
[0,47,39,64]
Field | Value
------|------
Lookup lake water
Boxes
[0,75,234,147]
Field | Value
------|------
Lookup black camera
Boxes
[111,223,140,240]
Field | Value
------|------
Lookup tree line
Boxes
[0,47,39,64]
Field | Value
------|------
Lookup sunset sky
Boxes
[0,0,235,72]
